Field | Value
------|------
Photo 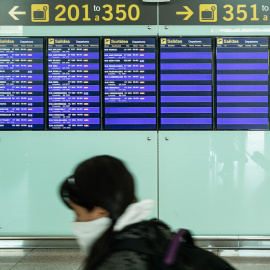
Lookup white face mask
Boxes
[72,217,111,256]
[72,200,153,256]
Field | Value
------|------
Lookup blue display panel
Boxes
[0,38,44,130]
[104,38,157,130]
[216,37,269,130]
[160,38,213,130]
[48,38,100,130]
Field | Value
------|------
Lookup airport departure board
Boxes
[48,38,100,130]
[0,38,44,130]
[217,38,269,130]
[160,38,213,130]
[104,38,157,130]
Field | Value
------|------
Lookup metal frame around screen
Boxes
[214,36,270,131]
[158,36,215,131]
[45,36,102,131]
[0,36,46,131]
[1,36,270,131]
[102,36,158,131]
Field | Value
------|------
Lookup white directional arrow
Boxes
[9,6,26,21]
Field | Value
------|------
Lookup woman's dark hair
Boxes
[60,155,136,270]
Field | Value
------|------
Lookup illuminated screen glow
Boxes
[48,38,100,130]
[104,38,157,130]
[0,38,44,130]
[216,37,269,130]
[160,38,213,130]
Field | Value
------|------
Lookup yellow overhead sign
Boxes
[160,0,269,25]
[199,4,217,22]
[176,6,193,20]
[31,4,49,22]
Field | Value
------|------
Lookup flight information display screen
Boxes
[0,38,44,130]
[160,38,213,130]
[104,38,156,130]
[48,38,100,130]
[217,37,269,130]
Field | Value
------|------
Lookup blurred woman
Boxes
[60,155,155,270]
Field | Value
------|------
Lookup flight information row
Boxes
[0,37,268,130]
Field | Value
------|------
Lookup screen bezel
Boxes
[102,36,158,131]
[215,36,270,131]
[1,35,269,132]
[158,36,215,131]
[46,36,102,131]
[0,36,46,131]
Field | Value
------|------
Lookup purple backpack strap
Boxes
[163,229,189,266]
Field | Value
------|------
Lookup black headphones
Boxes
[60,175,88,209]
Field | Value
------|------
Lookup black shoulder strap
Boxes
[112,238,154,255]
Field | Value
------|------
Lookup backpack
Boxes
[112,219,235,270]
